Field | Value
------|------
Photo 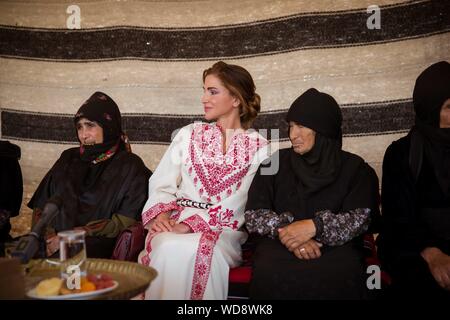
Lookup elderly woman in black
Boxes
[245,88,380,299]
[0,141,22,256]
[377,61,450,299]
[28,92,151,258]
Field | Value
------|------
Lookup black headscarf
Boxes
[74,91,126,163]
[72,92,130,194]
[410,61,450,196]
[286,88,343,195]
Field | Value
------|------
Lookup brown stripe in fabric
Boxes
[1,100,414,143]
[0,1,448,61]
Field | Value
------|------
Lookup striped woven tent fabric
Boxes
[1,0,449,236]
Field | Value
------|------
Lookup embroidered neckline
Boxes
[92,145,118,164]
[186,122,267,200]
[214,122,246,156]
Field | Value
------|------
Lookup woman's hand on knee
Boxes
[149,211,176,233]
[46,235,60,257]
[278,219,316,250]
[294,239,323,260]
[421,247,450,289]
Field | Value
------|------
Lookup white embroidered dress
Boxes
[138,122,268,300]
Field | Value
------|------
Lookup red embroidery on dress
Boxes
[182,214,210,233]
[140,252,150,266]
[145,233,153,253]
[190,231,221,300]
[141,201,180,226]
[171,211,182,221]
[208,206,238,230]
[140,201,185,266]
[187,123,267,200]
[139,231,153,267]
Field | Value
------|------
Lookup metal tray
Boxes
[25,258,157,300]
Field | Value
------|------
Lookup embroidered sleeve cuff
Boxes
[182,214,211,233]
[142,201,180,226]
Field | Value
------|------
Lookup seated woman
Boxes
[245,88,380,299]
[138,61,269,300]
[377,61,450,299]
[28,92,151,258]
[0,141,23,256]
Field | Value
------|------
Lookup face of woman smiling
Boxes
[201,74,240,122]
[76,118,104,145]
[289,121,316,155]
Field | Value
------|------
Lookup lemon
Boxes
[35,278,63,297]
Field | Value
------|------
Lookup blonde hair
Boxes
[203,61,261,129]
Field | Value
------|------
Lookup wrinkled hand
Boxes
[148,212,176,233]
[421,247,450,290]
[46,235,60,257]
[278,219,316,252]
[294,239,323,260]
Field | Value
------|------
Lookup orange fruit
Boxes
[80,281,96,292]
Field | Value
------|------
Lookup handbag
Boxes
[111,222,147,261]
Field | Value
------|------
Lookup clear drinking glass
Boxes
[58,229,87,279]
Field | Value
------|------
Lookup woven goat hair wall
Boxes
[0,0,449,235]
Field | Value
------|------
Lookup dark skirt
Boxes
[85,236,117,259]
[250,238,369,300]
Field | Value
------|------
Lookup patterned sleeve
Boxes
[312,208,371,246]
[245,209,294,238]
